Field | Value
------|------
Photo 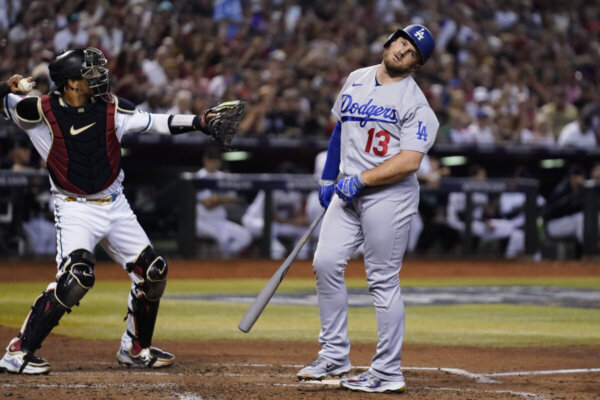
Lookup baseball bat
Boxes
[238,207,327,333]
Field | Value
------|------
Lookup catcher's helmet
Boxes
[384,24,435,64]
[49,47,110,98]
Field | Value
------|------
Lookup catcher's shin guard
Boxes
[18,249,96,353]
[125,246,168,348]
[18,288,67,353]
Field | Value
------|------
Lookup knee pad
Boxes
[126,245,167,301]
[55,249,96,309]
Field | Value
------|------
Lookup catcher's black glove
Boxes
[200,100,246,149]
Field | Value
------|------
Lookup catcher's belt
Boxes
[65,192,119,204]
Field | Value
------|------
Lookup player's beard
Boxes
[383,57,413,78]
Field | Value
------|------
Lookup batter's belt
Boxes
[65,192,119,204]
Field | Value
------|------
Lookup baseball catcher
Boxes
[0,46,245,375]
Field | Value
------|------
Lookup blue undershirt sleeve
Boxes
[321,122,341,181]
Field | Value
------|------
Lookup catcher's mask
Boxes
[49,47,110,99]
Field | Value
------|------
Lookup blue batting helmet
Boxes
[383,24,435,64]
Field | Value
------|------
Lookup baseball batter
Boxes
[0,47,240,374]
[296,25,438,393]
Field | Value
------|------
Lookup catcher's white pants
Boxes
[53,192,151,272]
[312,195,409,381]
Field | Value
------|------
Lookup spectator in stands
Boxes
[467,109,495,146]
[466,86,494,121]
[538,87,579,139]
[53,13,88,52]
[494,114,520,145]
[557,103,600,148]
[195,146,252,259]
[212,0,243,41]
[136,86,167,114]
[238,85,273,136]
[520,114,556,148]
[167,89,193,115]
[141,45,170,88]
[448,109,474,144]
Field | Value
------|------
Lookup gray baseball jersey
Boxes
[332,65,438,219]
[313,65,439,381]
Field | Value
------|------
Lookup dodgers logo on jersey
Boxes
[340,94,398,127]
[416,121,427,141]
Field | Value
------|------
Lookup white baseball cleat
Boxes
[0,338,51,375]
[340,371,406,393]
[296,356,351,380]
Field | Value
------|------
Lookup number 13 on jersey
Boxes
[364,128,390,156]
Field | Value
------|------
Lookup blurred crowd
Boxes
[0,0,598,147]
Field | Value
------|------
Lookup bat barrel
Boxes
[238,208,326,333]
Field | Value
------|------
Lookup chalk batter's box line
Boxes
[47,363,600,381]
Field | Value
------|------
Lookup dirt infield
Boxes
[1,259,600,399]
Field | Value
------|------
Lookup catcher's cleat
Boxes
[116,343,174,369]
[0,338,50,375]
[296,356,351,380]
[340,371,406,393]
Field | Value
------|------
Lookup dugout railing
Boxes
[1,170,599,259]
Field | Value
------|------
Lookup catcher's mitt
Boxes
[201,100,246,149]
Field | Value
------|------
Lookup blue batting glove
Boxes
[335,174,366,204]
[318,180,335,208]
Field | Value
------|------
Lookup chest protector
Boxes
[41,94,120,195]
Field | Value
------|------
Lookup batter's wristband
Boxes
[356,172,367,188]
[0,82,10,99]
[319,179,335,186]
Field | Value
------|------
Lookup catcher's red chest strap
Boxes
[41,95,120,195]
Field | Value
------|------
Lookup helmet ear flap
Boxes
[383,30,401,49]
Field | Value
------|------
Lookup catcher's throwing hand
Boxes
[199,100,246,149]
[2,75,34,95]
[335,174,366,204]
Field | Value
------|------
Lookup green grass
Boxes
[1,278,599,346]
